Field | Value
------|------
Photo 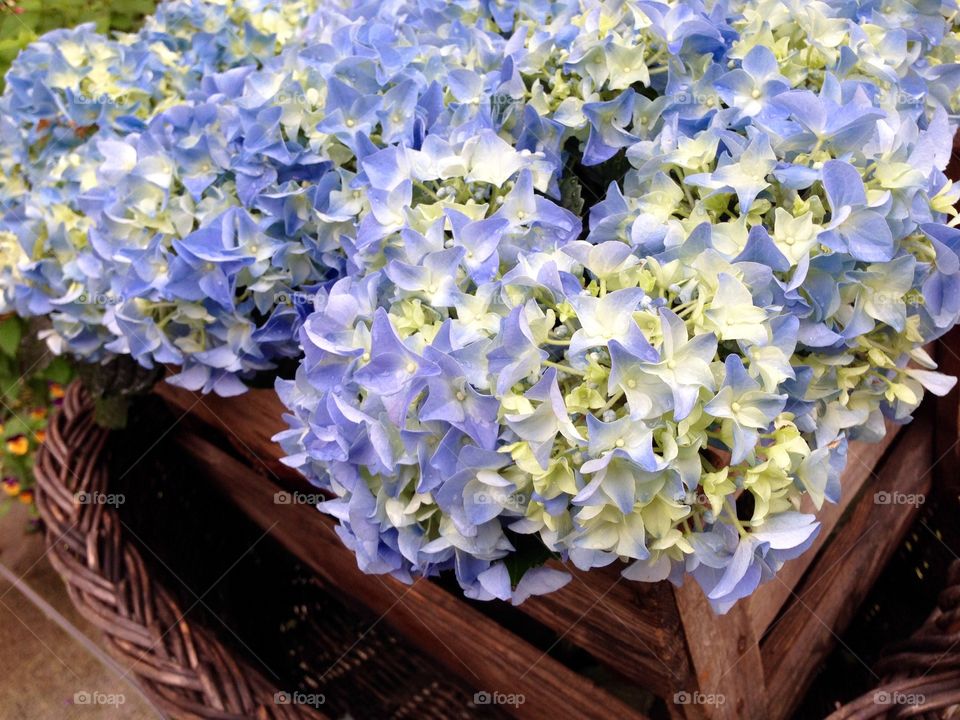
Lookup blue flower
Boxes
[705,356,787,464]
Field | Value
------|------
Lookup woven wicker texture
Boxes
[828,559,960,720]
[33,383,323,720]
[34,382,497,720]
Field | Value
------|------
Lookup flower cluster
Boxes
[0,0,330,393]
[275,0,960,608]
[3,0,960,608]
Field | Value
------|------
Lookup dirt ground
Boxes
[0,501,158,719]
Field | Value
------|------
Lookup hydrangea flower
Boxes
[4,0,960,610]
[275,0,960,609]
[0,0,327,391]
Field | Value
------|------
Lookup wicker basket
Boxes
[32,383,490,720]
[828,560,960,720]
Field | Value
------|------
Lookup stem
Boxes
[414,180,441,203]
[543,360,586,377]
[599,389,624,414]
[693,511,704,533]
[682,182,696,210]
[724,498,749,538]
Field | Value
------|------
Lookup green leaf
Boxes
[503,531,557,587]
[42,357,73,385]
[0,318,21,358]
[93,395,129,430]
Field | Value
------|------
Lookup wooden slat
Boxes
[934,326,960,504]
[674,583,767,720]
[156,384,301,485]
[172,423,648,720]
[744,425,900,639]
[760,414,934,720]
[518,561,691,699]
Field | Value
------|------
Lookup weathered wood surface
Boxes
[674,582,766,720]
[517,560,691,699]
[934,326,960,505]
[172,419,648,720]
[760,414,934,720]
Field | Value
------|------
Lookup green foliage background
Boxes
[0,0,157,87]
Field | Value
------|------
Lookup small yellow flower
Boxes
[34,430,46,444]
[17,490,33,505]
[6,436,29,456]
[2,481,20,497]
[49,384,65,400]
[29,408,46,421]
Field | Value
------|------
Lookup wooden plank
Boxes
[744,425,900,639]
[934,328,960,504]
[674,583,767,720]
[760,415,934,720]
[156,383,302,486]
[172,425,648,720]
[518,561,692,699]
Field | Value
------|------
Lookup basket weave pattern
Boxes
[828,560,960,719]
[33,383,321,720]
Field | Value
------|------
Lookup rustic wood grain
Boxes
[156,384,301,485]
[172,424,649,720]
[744,425,900,639]
[674,582,767,720]
[518,560,691,699]
[760,415,934,720]
[934,327,960,505]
